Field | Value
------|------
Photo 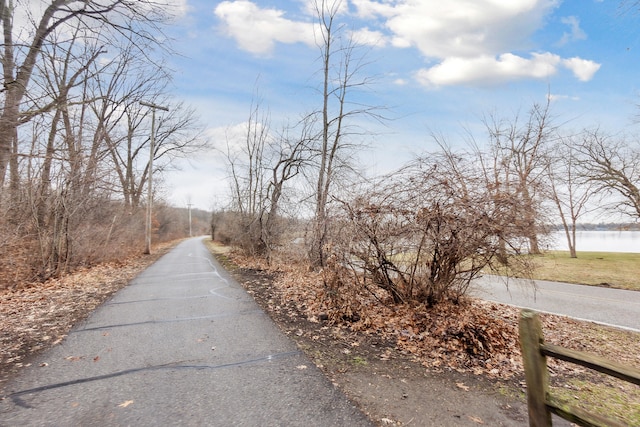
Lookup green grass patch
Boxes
[352,356,368,367]
[549,377,640,426]
[530,251,640,291]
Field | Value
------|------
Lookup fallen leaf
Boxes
[456,382,470,391]
[118,400,134,408]
[468,415,484,424]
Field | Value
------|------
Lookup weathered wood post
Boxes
[519,309,552,427]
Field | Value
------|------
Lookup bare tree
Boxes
[0,0,170,197]
[222,95,270,254]
[27,23,104,227]
[0,1,210,287]
[575,128,640,220]
[260,118,315,262]
[86,35,172,208]
[309,0,379,267]
[547,134,596,257]
[227,97,269,219]
[483,100,556,254]
[222,95,314,261]
[16,20,117,277]
[87,45,204,211]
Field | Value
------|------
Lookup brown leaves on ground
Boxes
[2,240,637,401]
[0,241,177,391]
[228,250,640,382]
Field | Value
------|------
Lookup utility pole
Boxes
[187,203,193,237]
[140,101,169,254]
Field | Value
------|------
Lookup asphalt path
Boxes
[472,275,640,332]
[0,237,372,427]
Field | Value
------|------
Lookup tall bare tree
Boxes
[483,100,555,254]
[222,95,313,260]
[0,0,170,197]
[260,118,315,262]
[309,0,379,267]
[84,42,204,210]
[226,96,269,219]
[547,134,596,257]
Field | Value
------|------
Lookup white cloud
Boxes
[557,16,587,46]
[167,0,190,19]
[350,27,386,47]
[214,1,315,55]
[351,0,396,19]
[416,52,562,87]
[355,0,558,58]
[548,93,580,102]
[215,0,600,87]
[351,0,602,87]
[562,57,601,81]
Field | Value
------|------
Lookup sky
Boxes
[160,0,640,211]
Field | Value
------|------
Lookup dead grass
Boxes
[529,251,640,291]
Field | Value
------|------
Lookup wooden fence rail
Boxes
[519,309,640,427]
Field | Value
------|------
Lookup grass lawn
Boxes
[530,251,640,291]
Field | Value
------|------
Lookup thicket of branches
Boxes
[0,1,205,288]
[328,152,538,307]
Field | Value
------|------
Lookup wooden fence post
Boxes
[519,309,552,427]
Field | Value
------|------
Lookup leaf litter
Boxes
[2,241,638,424]
[224,249,640,425]
[0,241,176,392]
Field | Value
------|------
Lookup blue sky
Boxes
[162,0,640,210]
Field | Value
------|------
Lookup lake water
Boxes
[547,230,640,253]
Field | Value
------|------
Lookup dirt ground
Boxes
[229,266,536,426]
[219,252,639,427]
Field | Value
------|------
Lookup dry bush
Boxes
[327,153,537,307]
[237,254,522,379]
[211,210,262,253]
[0,222,40,289]
[70,204,146,265]
[210,209,305,261]
[0,192,48,288]
[0,183,184,289]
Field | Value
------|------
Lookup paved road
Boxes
[472,275,640,332]
[0,238,371,426]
